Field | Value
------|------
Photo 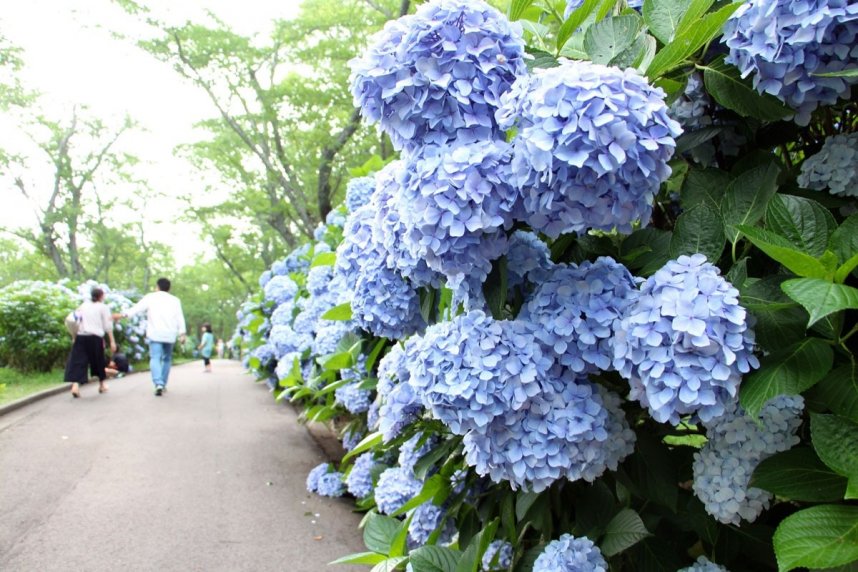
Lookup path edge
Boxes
[0,384,68,417]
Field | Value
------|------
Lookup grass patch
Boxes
[0,367,64,406]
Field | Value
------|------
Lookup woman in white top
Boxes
[65,287,117,398]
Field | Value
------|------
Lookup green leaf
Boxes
[409,546,461,572]
[509,0,535,20]
[642,0,690,44]
[813,68,858,78]
[830,213,858,265]
[681,167,729,211]
[413,437,459,481]
[310,251,336,268]
[600,509,650,557]
[674,0,715,36]
[456,520,498,572]
[483,257,509,320]
[645,3,740,79]
[516,490,541,521]
[616,432,678,511]
[703,56,793,121]
[811,413,858,486]
[810,365,858,424]
[766,194,838,257]
[557,0,601,50]
[739,338,834,418]
[584,14,642,64]
[365,338,388,374]
[773,505,858,571]
[371,557,409,572]
[391,475,447,517]
[329,551,388,566]
[364,513,403,555]
[836,252,858,284]
[751,447,847,502]
[721,161,780,245]
[782,278,858,327]
[737,225,831,279]
[321,302,352,321]
[342,431,383,463]
[595,0,618,23]
[669,203,725,262]
[322,351,353,372]
[675,126,723,155]
[740,277,808,351]
[389,512,412,558]
[621,228,672,276]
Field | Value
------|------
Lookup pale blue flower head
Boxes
[335,382,373,414]
[326,207,347,229]
[505,230,553,292]
[798,132,858,197]
[349,0,527,151]
[679,556,730,572]
[335,205,376,292]
[307,266,333,297]
[722,0,858,125]
[377,344,425,442]
[270,302,296,327]
[374,467,423,515]
[498,60,681,238]
[258,270,272,289]
[352,259,426,340]
[346,176,377,212]
[268,324,312,359]
[275,352,300,381]
[345,452,377,499]
[522,257,638,375]
[306,462,331,493]
[398,433,437,473]
[313,321,354,356]
[482,540,513,571]
[316,472,346,497]
[533,534,607,572]
[407,502,456,549]
[614,254,760,425]
[252,343,276,367]
[264,275,299,306]
[343,428,365,452]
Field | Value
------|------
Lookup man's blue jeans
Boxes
[149,342,174,388]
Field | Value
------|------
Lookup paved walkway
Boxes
[0,360,365,572]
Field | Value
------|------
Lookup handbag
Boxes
[65,309,81,336]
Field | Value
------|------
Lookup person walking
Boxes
[65,287,117,398]
[215,338,224,360]
[115,278,186,396]
[198,324,215,373]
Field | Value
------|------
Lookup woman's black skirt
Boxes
[64,335,106,382]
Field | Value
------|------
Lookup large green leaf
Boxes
[391,475,447,517]
[830,213,858,265]
[557,0,601,50]
[782,278,858,327]
[642,0,690,43]
[751,447,847,502]
[740,277,808,351]
[810,365,858,424]
[329,552,388,566]
[681,167,729,211]
[600,509,650,557]
[456,520,498,572]
[321,302,353,321]
[508,0,535,20]
[721,161,780,245]
[342,431,383,463]
[811,413,858,497]
[371,557,409,572]
[674,0,715,36]
[645,3,740,79]
[766,194,837,257]
[364,513,403,555]
[739,338,834,418]
[409,546,461,572]
[310,251,336,267]
[703,56,793,121]
[737,225,832,279]
[584,14,642,64]
[669,203,725,262]
[773,505,858,571]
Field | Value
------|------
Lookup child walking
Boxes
[199,324,215,373]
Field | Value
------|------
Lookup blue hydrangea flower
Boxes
[279,243,313,275]
[270,302,296,327]
[258,270,272,289]
[307,462,331,493]
[345,453,377,499]
[401,141,517,287]
[798,132,858,197]
[349,0,527,151]
[679,556,730,572]
[408,311,554,434]
[378,344,425,442]
[693,395,804,525]
[252,343,276,367]
[335,382,373,414]
[307,266,333,297]
[505,230,553,291]
[367,401,381,431]
[398,433,437,473]
[342,428,365,452]
[374,467,423,515]
[370,160,443,288]
[407,502,456,549]
[346,176,377,212]
[335,206,376,291]
[264,275,299,306]
[522,257,638,374]
[722,0,858,125]
[313,223,327,242]
[316,472,346,497]
[315,241,333,255]
[313,321,354,357]
[614,254,760,425]
[482,540,513,571]
[450,468,468,495]
[352,259,426,340]
[533,534,607,572]
[498,60,681,238]
[275,352,300,381]
[326,207,347,228]
[268,324,312,359]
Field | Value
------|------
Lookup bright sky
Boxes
[0,0,300,267]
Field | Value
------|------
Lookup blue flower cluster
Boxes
[679,556,730,572]
[533,534,607,572]
[252,343,276,367]
[263,275,299,306]
[275,243,312,275]
[326,208,347,229]
[275,352,300,381]
[306,266,333,297]
[349,0,527,151]
[317,472,346,497]
[374,467,423,515]
[798,132,858,197]
[268,324,312,359]
[377,343,424,442]
[693,395,804,525]
[482,540,513,571]
[270,302,296,326]
[345,452,377,499]
[407,502,456,548]
[505,230,553,291]
[258,270,272,289]
[345,176,376,213]
[669,72,711,132]
[313,322,353,356]
[400,141,518,287]
[722,0,858,125]
[497,60,681,238]
[522,257,638,374]
[342,428,365,452]
[398,433,436,473]
[614,254,759,425]
[335,382,373,414]
[306,462,331,493]
[352,261,426,339]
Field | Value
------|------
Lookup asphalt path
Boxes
[0,360,365,572]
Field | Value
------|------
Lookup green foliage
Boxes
[0,281,78,372]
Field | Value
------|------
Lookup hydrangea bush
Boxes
[238,0,858,570]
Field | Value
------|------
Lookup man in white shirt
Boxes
[116,278,187,396]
